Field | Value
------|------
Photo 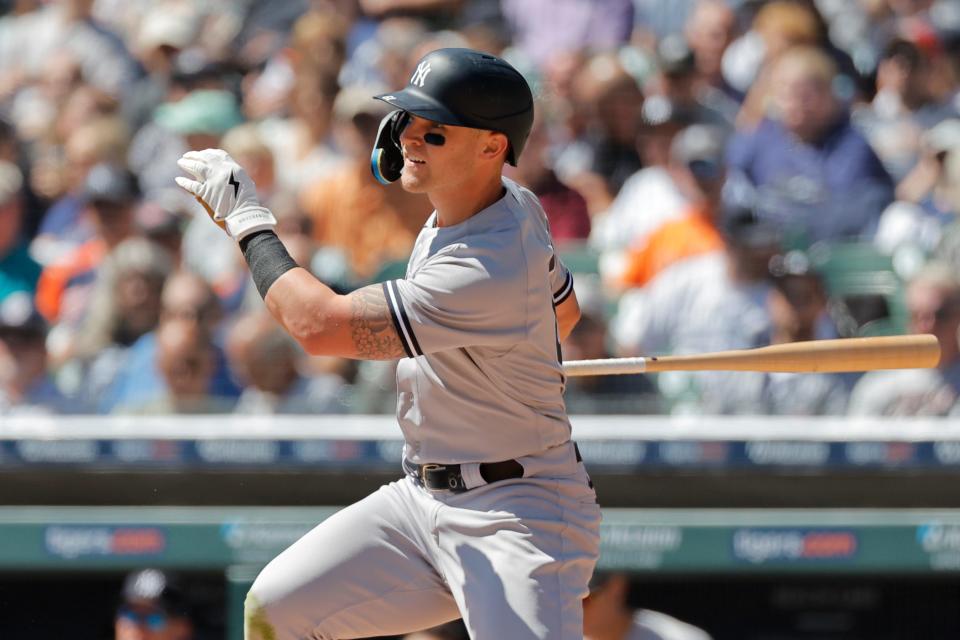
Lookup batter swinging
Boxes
[176,48,600,640]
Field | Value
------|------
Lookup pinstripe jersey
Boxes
[382,177,575,464]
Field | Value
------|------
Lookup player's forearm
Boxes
[264,267,344,354]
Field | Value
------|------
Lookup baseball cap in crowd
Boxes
[154,90,244,136]
[81,163,138,205]
[136,7,197,53]
[670,124,727,180]
[0,291,47,336]
[720,205,783,249]
[333,85,392,123]
[120,568,191,617]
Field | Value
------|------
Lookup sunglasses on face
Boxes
[117,606,168,631]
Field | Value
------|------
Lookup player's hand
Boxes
[175,149,277,241]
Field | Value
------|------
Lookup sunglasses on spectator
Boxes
[117,606,169,631]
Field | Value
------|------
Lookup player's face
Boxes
[397,115,485,193]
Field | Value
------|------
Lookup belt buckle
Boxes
[419,463,444,491]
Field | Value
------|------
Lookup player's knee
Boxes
[244,588,280,640]
[244,573,338,640]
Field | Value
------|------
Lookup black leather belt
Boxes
[413,459,524,493]
[411,444,585,493]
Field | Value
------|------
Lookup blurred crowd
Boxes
[2,0,960,418]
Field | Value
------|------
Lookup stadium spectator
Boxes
[228,311,349,414]
[730,250,850,415]
[0,291,76,415]
[119,317,226,415]
[115,568,195,640]
[610,208,780,413]
[646,33,737,131]
[0,161,41,302]
[727,46,894,246]
[848,261,960,415]
[506,113,591,245]
[499,0,634,70]
[683,0,740,101]
[617,124,727,289]
[589,99,692,284]
[104,270,240,414]
[875,118,960,266]
[122,4,200,132]
[63,236,174,408]
[35,163,139,360]
[299,85,431,281]
[558,53,645,215]
[853,39,943,184]
[562,306,660,414]
[584,571,712,640]
[29,117,130,266]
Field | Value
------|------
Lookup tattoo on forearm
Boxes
[350,286,406,359]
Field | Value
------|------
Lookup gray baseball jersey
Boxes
[246,178,601,640]
[382,176,575,464]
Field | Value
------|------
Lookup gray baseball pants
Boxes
[244,442,600,639]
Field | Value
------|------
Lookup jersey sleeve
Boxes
[383,248,528,356]
[549,252,574,306]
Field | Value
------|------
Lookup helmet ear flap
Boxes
[371,110,408,185]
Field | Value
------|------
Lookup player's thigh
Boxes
[246,479,459,640]
[437,477,601,640]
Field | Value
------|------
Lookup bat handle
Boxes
[563,357,647,377]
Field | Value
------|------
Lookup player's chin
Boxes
[399,173,429,193]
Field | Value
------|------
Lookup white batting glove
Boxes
[175,149,277,241]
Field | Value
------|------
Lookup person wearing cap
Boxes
[610,205,781,413]
[618,124,728,289]
[36,164,137,366]
[648,34,737,132]
[115,568,194,640]
[0,291,76,414]
[584,571,712,640]
[848,261,960,416]
[177,48,598,640]
[875,118,960,263]
[34,163,139,352]
[587,99,693,269]
[0,160,41,303]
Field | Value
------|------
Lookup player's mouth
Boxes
[406,156,426,165]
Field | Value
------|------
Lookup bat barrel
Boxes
[562,335,941,376]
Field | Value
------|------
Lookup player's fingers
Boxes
[181,150,208,162]
[176,158,207,180]
[174,176,202,195]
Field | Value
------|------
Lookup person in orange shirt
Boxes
[299,85,431,282]
[620,125,727,288]
[35,163,138,362]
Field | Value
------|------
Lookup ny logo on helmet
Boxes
[411,62,432,88]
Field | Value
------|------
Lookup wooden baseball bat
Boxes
[562,334,940,377]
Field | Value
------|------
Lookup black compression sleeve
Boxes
[239,231,299,298]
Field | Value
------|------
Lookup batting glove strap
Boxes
[224,205,278,241]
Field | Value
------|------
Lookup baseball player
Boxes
[175,48,599,640]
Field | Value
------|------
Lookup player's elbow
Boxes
[269,296,352,357]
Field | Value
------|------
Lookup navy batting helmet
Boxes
[374,48,534,166]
